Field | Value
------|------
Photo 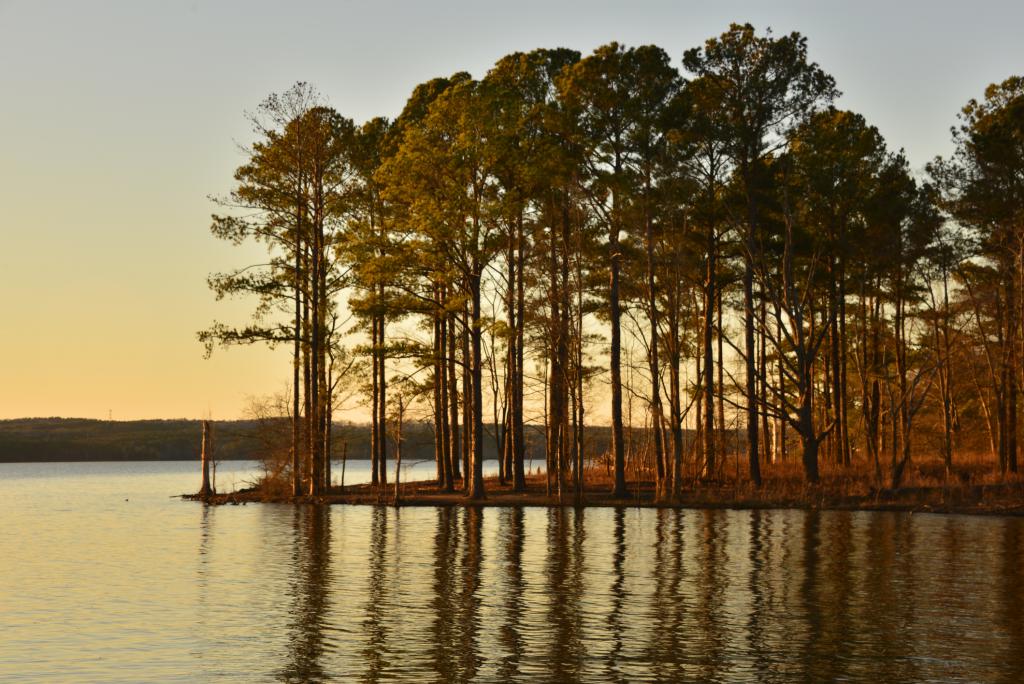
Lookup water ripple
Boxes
[1,462,1023,682]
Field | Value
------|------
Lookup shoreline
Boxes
[183,473,1024,517]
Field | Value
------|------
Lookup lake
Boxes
[1,460,1023,683]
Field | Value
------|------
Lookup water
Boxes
[2,461,1023,683]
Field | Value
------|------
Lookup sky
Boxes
[0,0,1021,421]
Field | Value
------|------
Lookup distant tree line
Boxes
[201,23,1024,499]
[0,418,254,462]
[0,418,540,464]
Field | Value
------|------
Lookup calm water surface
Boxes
[2,460,1023,683]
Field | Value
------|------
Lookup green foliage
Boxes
[202,31,1023,489]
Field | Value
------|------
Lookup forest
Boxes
[0,418,259,463]
[200,23,1024,505]
[0,418,429,463]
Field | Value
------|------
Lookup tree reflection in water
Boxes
[428,507,484,683]
[497,507,525,681]
[1000,521,1024,682]
[361,506,389,682]
[280,505,332,684]
[745,509,769,678]
[546,507,586,682]
[604,506,628,683]
[695,508,727,681]
[647,508,687,682]
[234,506,1024,682]
[458,507,483,680]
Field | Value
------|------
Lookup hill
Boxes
[0,417,711,464]
[0,417,534,463]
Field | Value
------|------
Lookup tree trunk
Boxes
[461,304,472,487]
[703,226,716,482]
[838,241,851,466]
[377,286,388,488]
[644,203,665,496]
[340,441,347,492]
[1007,268,1018,473]
[892,262,911,489]
[829,251,842,466]
[797,348,819,484]
[777,316,787,462]
[292,239,302,497]
[801,432,820,484]
[505,223,517,487]
[308,213,322,496]
[324,377,332,490]
[759,295,771,464]
[514,211,527,491]
[574,245,586,499]
[669,286,683,499]
[559,199,574,499]
[610,224,626,497]
[548,209,565,496]
[393,396,404,506]
[302,267,311,491]
[469,267,486,499]
[199,420,213,499]
[744,244,761,486]
[935,270,954,476]
[448,312,462,483]
[716,283,726,474]
[434,294,451,490]
[370,314,380,486]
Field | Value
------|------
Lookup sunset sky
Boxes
[1,0,1021,421]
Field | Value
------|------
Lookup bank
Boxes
[183,471,1024,516]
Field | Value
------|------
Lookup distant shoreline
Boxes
[0,455,376,464]
[0,417,455,464]
[0,417,635,465]
[0,455,264,464]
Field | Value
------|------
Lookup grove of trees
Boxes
[201,24,1024,501]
